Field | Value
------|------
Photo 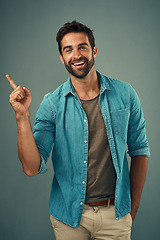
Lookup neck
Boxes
[70,66,100,100]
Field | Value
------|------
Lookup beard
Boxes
[63,54,95,79]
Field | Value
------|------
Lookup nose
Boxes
[72,48,82,60]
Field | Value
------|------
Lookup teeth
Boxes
[73,61,84,66]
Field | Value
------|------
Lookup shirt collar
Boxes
[97,71,111,93]
[63,71,111,97]
[63,77,76,97]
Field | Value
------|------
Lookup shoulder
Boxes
[44,81,66,100]
[100,73,134,98]
[98,71,130,91]
[99,72,140,110]
[37,81,68,116]
[106,75,131,91]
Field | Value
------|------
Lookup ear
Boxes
[93,46,98,58]
[59,54,64,64]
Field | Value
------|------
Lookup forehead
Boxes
[61,32,90,48]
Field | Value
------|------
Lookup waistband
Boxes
[85,198,115,207]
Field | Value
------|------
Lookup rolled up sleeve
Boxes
[127,86,150,157]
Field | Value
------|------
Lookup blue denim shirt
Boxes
[33,71,150,227]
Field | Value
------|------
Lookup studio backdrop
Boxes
[0,0,159,239]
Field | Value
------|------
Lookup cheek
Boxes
[62,56,70,64]
[87,53,94,61]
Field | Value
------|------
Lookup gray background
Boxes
[0,0,159,239]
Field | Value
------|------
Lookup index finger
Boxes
[6,74,17,90]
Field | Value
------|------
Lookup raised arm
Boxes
[7,74,41,176]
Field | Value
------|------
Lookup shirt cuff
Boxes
[128,147,150,158]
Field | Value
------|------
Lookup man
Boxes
[7,21,150,240]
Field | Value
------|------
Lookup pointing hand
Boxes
[6,74,32,117]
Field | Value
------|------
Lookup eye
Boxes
[79,46,86,50]
[64,48,72,54]
[66,49,71,53]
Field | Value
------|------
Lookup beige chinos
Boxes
[50,204,132,240]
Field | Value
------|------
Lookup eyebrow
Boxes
[63,43,89,52]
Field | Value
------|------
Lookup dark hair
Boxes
[56,20,95,55]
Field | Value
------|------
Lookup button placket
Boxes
[79,112,88,211]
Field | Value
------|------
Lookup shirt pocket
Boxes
[111,108,130,138]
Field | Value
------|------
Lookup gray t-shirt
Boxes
[81,95,116,203]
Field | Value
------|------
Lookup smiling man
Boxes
[60,32,96,79]
[7,21,150,240]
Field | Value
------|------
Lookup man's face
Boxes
[59,32,97,79]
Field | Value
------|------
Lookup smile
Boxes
[72,61,85,66]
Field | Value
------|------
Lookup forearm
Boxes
[16,113,41,177]
[130,155,148,221]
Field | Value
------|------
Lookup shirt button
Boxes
[84,161,86,164]
[84,140,87,143]
[80,202,83,205]
[84,119,87,122]
[82,181,85,184]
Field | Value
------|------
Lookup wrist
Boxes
[16,111,30,122]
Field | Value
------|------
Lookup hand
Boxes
[130,211,136,223]
[6,74,32,118]
[130,205,139,223]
